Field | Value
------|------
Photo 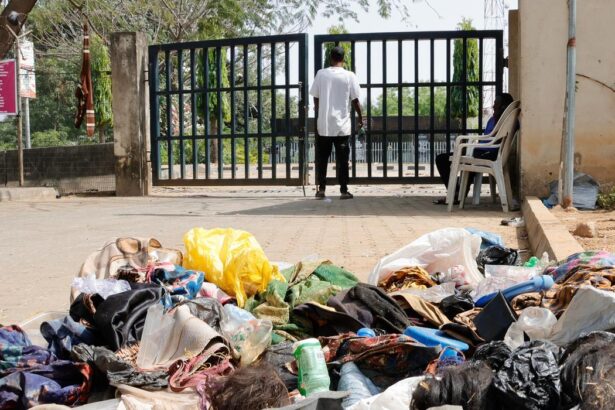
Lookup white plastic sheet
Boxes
[369,228,483,287]
[504,307,557,350]
[347,376,424,410]
[549,286,615,346]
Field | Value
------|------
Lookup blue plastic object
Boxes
[474,275,555,307]
[356,328,376,337]
[403,326,469,355]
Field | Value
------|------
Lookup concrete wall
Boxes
[518,0,615,197]
[0,144,115,195]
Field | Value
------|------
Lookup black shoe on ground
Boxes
[340,192,354,200]
[315,190,325,199]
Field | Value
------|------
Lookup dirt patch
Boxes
[552,206,615,252]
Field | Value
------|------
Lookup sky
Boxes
[302,0,518,105]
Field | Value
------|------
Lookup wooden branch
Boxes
[577,73,615,94]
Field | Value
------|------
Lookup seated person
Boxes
[433,93,514,205]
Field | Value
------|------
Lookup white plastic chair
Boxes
[446,107,521,212]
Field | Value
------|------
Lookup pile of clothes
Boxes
[2,227,615,409]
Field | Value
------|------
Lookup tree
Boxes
[90,35,113,143]
[323,25,352,71]
[371,88,447,117]
[451,18,479,118]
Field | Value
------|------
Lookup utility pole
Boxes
[561,0,576,208]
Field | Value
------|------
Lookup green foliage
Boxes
[371,87,447,117]
[323,25,352,71]
[196,49,231,124]
[597,187,615,210]
[451,18,479,118]
[90,36,113,134]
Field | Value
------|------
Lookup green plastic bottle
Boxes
[524,256,539,268]
[293,338,330,396]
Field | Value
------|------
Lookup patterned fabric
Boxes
[149,264,205,308]
[0,325,92,408]
[544,251,615,283]
[317,333,439,388]
[378,266,436,293]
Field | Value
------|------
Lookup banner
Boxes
[20,40,36,99]
[0,59,17,115]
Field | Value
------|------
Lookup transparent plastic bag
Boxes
[71,273,131,299]
[369,228,483,287]
[230,319,273,366]
[472,266,539,300]
[504,307,557,350]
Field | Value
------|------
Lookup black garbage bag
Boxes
[493,340,561,410]
[477,245,519,272]
[439,291,474,320]
[472,341,512,371]
[559,331,615,409]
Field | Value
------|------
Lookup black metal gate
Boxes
[314,30,503,184]
[149,34,309,185]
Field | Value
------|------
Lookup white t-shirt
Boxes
[309,67,361,137]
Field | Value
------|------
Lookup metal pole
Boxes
[15,36,24,186]
[561,0,576,208]
[24,97,30,149]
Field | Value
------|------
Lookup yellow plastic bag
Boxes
[183,227,284,307]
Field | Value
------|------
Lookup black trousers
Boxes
[435,149,499,194]
[315,135,350,193]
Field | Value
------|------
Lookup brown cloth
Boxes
[378,266,436,293]
[75,23,95,137]
[391,293,450,328]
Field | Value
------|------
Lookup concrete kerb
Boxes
[522,196,583,261]
[0,187,59,202]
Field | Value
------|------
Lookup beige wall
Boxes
[518,0,615,197]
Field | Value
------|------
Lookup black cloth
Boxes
[262,342,298,391]
[292,283,411,337]
[315,135,350,193]
[72,344,168,390]
[70,284,163,351]
[435,149,499,196]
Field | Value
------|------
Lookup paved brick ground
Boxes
[0,185,524,324]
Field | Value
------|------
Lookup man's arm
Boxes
[352,99,364,128]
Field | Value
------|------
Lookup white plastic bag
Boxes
[389,282,457,304]
[347,376,424,410]
[369,228,483,287]
[71,273,131,299]
[504,307,557,350]
[549,286,615,346]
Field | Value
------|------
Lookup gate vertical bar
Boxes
[430,39,435,177]
[478,37,484,133]
[414,40,419,177]
[462,38,468,135]
[299,34,309,185]
[203,49,210,179]
[230,46,237,179]
[446,39,451,154]
[190,48,198,178]
[366,41,372,178]
[271,43,277,179]
[165,50,173,179]
[216,46,223,178]
[284,41,291,179]
[257,44,263,179]
[178,50,185,179]
[243,45,249,179]
[397,40,403,178]
[350,40,357,178]
[382,40,387,177]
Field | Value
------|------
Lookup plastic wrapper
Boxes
[71,274,131,299]
[504,307,557,350]
[472,266,538,300]
[439,292,474,320]
[222,304,272,366]
[183,227,284,307]
[493,340,561,410]
[370,228,483,287]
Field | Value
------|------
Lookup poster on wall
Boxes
[0,59,17,115]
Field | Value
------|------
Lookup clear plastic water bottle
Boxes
[293,338,330,396]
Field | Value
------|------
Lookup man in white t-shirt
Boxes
[310,46,363,200]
